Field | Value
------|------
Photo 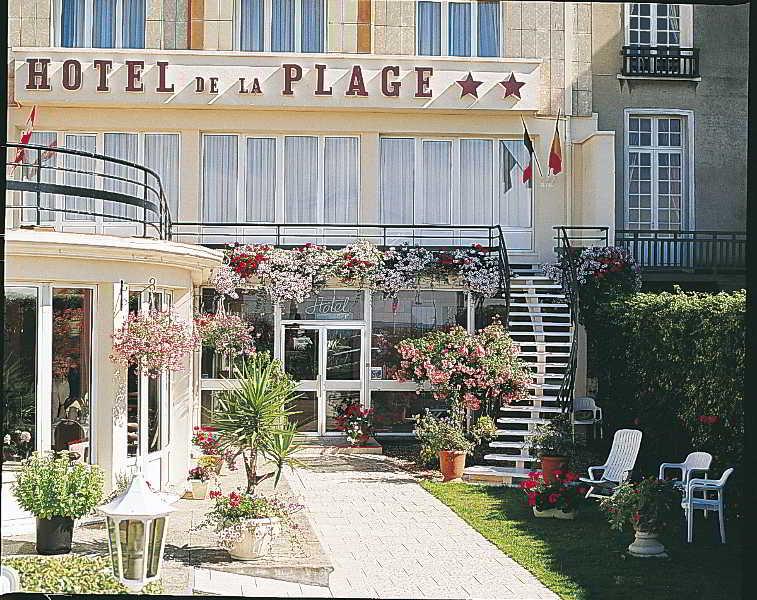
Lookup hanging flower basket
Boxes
[194,313,257,357]
[110,310,198,377]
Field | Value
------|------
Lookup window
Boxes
[418,1,501,57]
[626,3,693,47]
[58,0,146,48]
[626,113,688,230]
[202,134,360,224]
[379,137,531,228]
[238,0,326,52]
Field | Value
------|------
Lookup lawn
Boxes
[422,482,741,600]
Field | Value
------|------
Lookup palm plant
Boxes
[212,352,302,493]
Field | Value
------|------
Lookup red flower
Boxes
[527,493,536,507]
[698,415,719,425]
[565,472,579,482]
[209,490,221,499]
[548,493,560,505]
[552,469,563,479]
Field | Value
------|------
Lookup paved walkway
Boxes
[286,454,558,599]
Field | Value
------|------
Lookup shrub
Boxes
[2,555,162,594]
[527,414,576,459]
[586,289,744,509]
[12,452,104,519]
[414,411,473,464]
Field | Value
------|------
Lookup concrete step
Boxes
[510,283,563,290]
[508,313,571,319]
[509,302,570,308]
[509,292,567,299]
[502,404,563,413]
[496,429,538,437]
[524,362,570,369]
[511,331,573,337]
[497,416,549,425]
[490,440,527,449]
[462,465,534,485]
[528,383,563,390]
[485,453,537,463]
[518,351,572,357]
[517,342,573,348]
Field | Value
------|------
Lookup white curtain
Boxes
[324,137,358,224]
[93,0,116,48]
[240,0,264,51]
[419,141,451,225]
[272,0,295,51]
[379,138,414,224]
[284,136,319,223]
[61,0,86,47]
[301,0,325,53]
[448,3,471,56]
[22,131,58,223]
[663,4,681,45]
[203,135,238,223]
[497,141,531,228]
[418,1,441,55]
[477,1,500,57]
[460,139,493,224]
[144,133,180,221]
[122,0,146,48]
[103,133,139,222]
[245,137,276,222]
[63,134,97,221]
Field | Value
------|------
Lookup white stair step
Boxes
[509,302,570,308]
[490,441,527,449]
[529,383,563,389]
[463,465,533,481]
[496,429,538,436]
[509,292,567,298]
[510,283,563,290]
[518,352,571,357]
[511,332,573,337]
[516,342,573,347]
[524,363,570,369]
[485,453,537,463]
[497,417,549,425]
[502,405,563,413]
[508,314,571,319]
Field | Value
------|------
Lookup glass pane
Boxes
[3,287,37,465]
[372,391,447,434]
[51,288,92,460]
[146,517,166,577]
[122,0,146,49]
[127,292,141,456]
[284,328,319,381]
[21,131,58,223]
[326,391,361,433]
[326,330,362,381]
[147,374,161,453]
[202,135,238,223]
[271,0,295,51]
[324,137,359,224]
[477,1,500,57]
[283,289,364,321]
[448,3,471,57]
[379,138,414,224]
[240,0,265,51]
[200,289,274,378]
[63,134,96,221]
[371,290,467,380]
[246,138,276,222]
[200,391,219,428]
[119,520,145,580]
[93,0,116,48]
[61,0,86,47]
[301,0,325,52]
[144,134,181,222]
[284,136,319,223]
[418,1,442,55]
[419,141,451,225]
[290,391,318,432]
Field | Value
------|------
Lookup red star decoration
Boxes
[500,73,526,100]
[456,73,484,99]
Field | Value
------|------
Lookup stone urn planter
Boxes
[190,480,209,500]
[439,450,466,482]
[228,518,282,561]
[627,530,668,558]
[540,455,568,484]
[533,507,577,520]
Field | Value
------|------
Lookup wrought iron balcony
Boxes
[621,46,700,78]
[4,142,172,239]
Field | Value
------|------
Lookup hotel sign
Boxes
[14,51,541,112]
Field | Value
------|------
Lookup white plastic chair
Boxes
[579,429,642,499]
[659,451,712,495]
[572,396,603,438]
[682,468,734,543]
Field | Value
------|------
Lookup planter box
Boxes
[533,507,577,520]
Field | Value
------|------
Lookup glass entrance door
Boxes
[283,325,364,435]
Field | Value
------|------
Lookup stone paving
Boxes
[285,454,559,600]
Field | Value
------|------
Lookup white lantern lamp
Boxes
[99,472,176,592]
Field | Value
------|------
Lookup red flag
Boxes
[11,105,38,171]
[549,111,563,175]
[521,118,534,184]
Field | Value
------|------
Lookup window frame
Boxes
[53,0,146,49]
[416,0,503,58]
[234,0,328,53]
[200,133,361,225]
[623,3,694,47]
[623,109,695,231]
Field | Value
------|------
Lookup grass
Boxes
[422,482,741,600]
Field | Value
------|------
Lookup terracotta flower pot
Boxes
[439,450,467,482]
[540,455,568,484]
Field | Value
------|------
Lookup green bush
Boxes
[2,556,162,594]
[586,289,744,507]
[12,452,104,519]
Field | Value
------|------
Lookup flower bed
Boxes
[520,470,586,514]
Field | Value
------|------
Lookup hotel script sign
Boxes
[14,50,541,112]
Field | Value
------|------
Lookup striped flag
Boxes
[549,110,563,176]
[521,118,534,184]
[11,105,38,173]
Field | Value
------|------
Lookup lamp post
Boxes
[98,472,176,592]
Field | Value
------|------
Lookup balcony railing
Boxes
[615,230,746,273]
[621,45,700,78]
[4,142,172,239]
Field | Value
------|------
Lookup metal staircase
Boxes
[464,263,574,485]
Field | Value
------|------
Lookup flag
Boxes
[11,105,38,173]
[521,117,534,184]
[549,110,563,175]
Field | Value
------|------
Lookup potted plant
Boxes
[195,490,303,560]
[333,399,374,446]
[528,414,575,483]
[188,466,212,500]
[414,411,473,482]
[520,470,587,519]
[601,477,681,558]
[192,427,224,474]
[211,352,302,494]
[11,451,104,555]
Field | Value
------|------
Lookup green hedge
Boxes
[586,290,744,504]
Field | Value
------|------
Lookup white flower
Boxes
[3,434,10,445]
[19,431,31,443]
